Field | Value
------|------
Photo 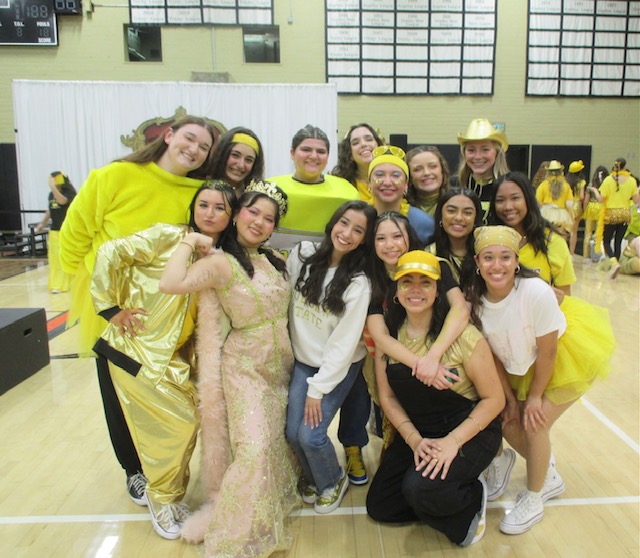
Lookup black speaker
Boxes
[0,308,50,395]
[389,134,408,152]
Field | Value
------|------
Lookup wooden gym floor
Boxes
[0,258,638,558]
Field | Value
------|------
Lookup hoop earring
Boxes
[515,265,521,274]
[475,268,480,275]
[439,220,443,227]
[232,219,236,226]
[393,296,399,304]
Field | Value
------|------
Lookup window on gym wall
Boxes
[124,25,162,62]
[243,25,280,63]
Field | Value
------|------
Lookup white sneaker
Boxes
[500,491,544,535]
[472,476,488,545]
[541,459,565,502]
[172,502,192,526]
[145,493,181,540]
[485,448,516,501]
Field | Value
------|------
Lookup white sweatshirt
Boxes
[287,242,371,399]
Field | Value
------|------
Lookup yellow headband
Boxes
[53,173,66,185]
[232,133,259,155]
[474,226,522,254]
[369,155,409,180]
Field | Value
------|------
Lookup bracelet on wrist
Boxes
[405,430,420,445]
[179,240,196,251]
[465,415,482,432]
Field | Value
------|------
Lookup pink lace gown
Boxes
[205,251,299,558]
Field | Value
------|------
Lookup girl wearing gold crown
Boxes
[161,182,299,557]
[466,226,614,536]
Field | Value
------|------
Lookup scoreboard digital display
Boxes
[0,0,59,46]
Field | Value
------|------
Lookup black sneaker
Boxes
[127,472,148,506]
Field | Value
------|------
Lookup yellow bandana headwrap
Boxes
[53,173,66,185]
[232,132,260,155]
[474,226,522,254]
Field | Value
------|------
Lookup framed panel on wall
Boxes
[326,0,497,96]
[129,0,273,26]
[527,0,639,97]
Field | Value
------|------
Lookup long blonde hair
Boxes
[457,141,509,185]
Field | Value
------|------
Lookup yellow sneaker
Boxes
[344,445,368,485]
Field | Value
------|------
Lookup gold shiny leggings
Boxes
[109,360,199,506]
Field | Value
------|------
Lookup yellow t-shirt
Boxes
[600,176,638,209]
[536,180,573,209]
[518,229,576,287]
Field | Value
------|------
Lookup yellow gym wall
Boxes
[1,1,638,170]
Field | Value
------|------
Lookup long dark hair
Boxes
[115,115,216,179]
[488,172,560,257]
[369,211,422,306]
[208,126,264,188]
[331,123,383,186]
[294,200,376,316]
[591,165,609,189]
[50,171,76,193]
[433,187,482,287]
[187,180,237,247]
[221,191,287,278]
[565,168,586,196]
[384,276,449,345]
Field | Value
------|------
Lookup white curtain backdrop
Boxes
[12,80,338,226]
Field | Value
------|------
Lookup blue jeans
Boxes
[286,358,365,493]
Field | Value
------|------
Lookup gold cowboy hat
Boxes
[457,118,508,152]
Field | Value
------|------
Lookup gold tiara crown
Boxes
[245,180,288,218]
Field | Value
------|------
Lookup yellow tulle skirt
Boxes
[509,296,615,405]
[540,204,573,233]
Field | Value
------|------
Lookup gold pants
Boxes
[109,358,199,506]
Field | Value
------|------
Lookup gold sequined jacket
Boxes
[90,223,195,383]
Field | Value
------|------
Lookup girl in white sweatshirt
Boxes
[285,200,377,514]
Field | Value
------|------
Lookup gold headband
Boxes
[232,133,259,155]
[245,179,288,218]
[474,226,522,254]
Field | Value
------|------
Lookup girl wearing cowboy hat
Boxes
[454,118,510,223]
